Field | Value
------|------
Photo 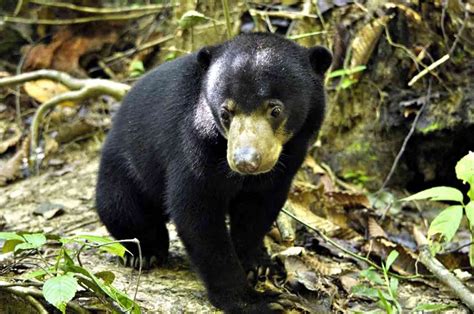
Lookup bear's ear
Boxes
[197,46,213,70]
[308,46,333,74]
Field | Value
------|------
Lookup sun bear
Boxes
[96,32,332,313]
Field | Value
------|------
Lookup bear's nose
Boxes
[233,147,261,173]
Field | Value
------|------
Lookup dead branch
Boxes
[2,11,159,25]
[0,280,88,314]
[418,246,474,310]
[0,70,130,168]
[29,0,172,14]
[249,8,318,20]
[104,34,175,64]
[413,227,474,310]
[408,54,450,87]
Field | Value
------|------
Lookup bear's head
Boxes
[198,33,332,175]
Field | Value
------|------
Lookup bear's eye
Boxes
[270,106,282,118]
[220,108,232,125]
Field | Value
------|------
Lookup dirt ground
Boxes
[0,138,470,313]
[0,140,216,313]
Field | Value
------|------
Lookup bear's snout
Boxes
[233,146,261,173]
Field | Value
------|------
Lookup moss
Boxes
[342,170,373,186]
[346,141,370,153]
[419,122,443,134]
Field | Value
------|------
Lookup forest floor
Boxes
[0,138,470,313]
[0,140,215,313]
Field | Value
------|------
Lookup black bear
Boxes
[96,32,331,313]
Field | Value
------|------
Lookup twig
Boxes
[103,34,175,64]
[288,31,326,40]
[75,238,142,302]
[408,54,450,87]
[0,70,84,90]
[0,282,43,287]
[249,8,318,20]
[13,0,24,16]
[378,79,432,192]
[61,218,100,234]
[449,241,474,253]
[383,26,447,90]
[14,39,32,127]
[3,11,159,25]
[221,0,233,39]
[281,207,421,280]
[441,0,449,47]
[448,6,469,56]
[29,0,171,14]
[419,245,474,310]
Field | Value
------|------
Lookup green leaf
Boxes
[66,235,127,258]
[340,77,358,89]
[129,60,145,78]
[328,65,366,78]
[14,242,39,252]
[95,271,115,285]
[179,10,208,29]
[466,201,474,229]
[385,251,399,271]
[427,205,464,242]
[2,239,23,253]
[352,285,392,301]
[413,303,457,311]
[22,233,47,248]
[400,186,464,203]
[0,232,24,241]
[164,52,177,62]
[377,289,393,314]
[456,151,474,186]
[360,268,384,285]
[14,233,47,252]
[21,268,51,280]
[389,277,398,297]
[352,285,379,299]
[43,274,78,313]
[62,264,140,313]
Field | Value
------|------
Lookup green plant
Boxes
[342,169,371,186]
[400,151,474,264]
[327,65,366,89]
[0,232,141,313]
[352,250,402,313]
[352,249,457,313]
[129,60,145,78]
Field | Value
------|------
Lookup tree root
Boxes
[0,69,130,170]
[418,246,474,310]
[0,281,89,314]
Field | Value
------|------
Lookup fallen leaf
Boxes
[0,136,29,186]
[350,15,392,79]
[24,79,74,106]
[0,125,21,155]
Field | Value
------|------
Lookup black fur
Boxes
[96,32,332,313]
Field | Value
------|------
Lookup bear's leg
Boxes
[229,181,292,277]
[96,157,169,269]
[166,170,288,312]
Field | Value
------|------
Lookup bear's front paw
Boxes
[243,252,285,285]
[209,287,296,314]
[121,251,167,270]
